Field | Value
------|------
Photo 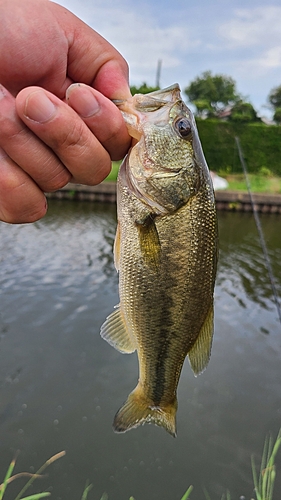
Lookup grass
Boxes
[224,173,281,194]
[1,431,280,499]
[0,451,193,500]
[0,451,65,500]
[204,429,281,500]
[251,429,281,500]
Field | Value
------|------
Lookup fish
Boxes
[100,84,218,437]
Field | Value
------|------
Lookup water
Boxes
[0,200,280,500]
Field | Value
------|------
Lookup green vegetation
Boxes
[273,107,281,125]
[251,430,281,500]
[267,84,281,125]
[268,85,281,110]
[229,101,259,123]
[0,451,65,500]
[224,173,281,194]
[130,83,160,96]
[104,161,121,182]
[0,450,192,500]
[1,431,280,499]
[196,119,281,176]
[204,430,281,500]
[184,71,241,118]
[105,126,281,185]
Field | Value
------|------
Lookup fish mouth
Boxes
[112,84,183,140]
[111,83,181,107]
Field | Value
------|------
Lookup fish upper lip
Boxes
[111,99,126,106]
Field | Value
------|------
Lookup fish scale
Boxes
[100,84,218,437]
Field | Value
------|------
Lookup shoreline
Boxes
[46,182,281,213]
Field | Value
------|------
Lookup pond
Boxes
[0,200,280,500]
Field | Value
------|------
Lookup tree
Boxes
[229,101,259,123]
[273,107,281,124]
[268,85,281,110]
[130,83,160,96]
[184,71,240,117]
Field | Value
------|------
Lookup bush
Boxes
[196,119,281,175]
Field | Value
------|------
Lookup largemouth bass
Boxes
[101,84,218,437]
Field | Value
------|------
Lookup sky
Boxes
[57,0,281,118]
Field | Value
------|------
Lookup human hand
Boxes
[0,0,131,223]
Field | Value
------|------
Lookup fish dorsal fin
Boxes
[188,304,214,376]
[100,305,136,354]
[136,216,161,270]
[113,222,121,271]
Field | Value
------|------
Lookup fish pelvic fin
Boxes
[100,305,136,354]
[188,303,214,376]
[113,384,177,437]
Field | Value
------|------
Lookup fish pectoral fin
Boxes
[113,222,121,271]
[188,303,214,376]
[100,305,136,354]
[136,216,161,270]
[113,384,177,437]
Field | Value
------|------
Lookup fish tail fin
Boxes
[113,384,177,437]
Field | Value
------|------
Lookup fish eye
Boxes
[174,118,192,138]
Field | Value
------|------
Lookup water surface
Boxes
[0,201,280,500]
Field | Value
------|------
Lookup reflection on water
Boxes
[0,201,280,500]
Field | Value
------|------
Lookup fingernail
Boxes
[24,90,56,123]
[66,84,100,118]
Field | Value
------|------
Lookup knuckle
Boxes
[0,188,47,224]
[35,157,72,192]
[0,161,47,223]
[0,112,22,143]
[55,120,87,155]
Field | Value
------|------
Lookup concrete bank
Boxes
[46,182,281,213]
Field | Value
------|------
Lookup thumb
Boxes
[50,2,131,100]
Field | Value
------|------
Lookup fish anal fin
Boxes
[188,304,214,376]
[113,222,121,271]
[113,384,177,437]
[136,216,161,270]
[100,305,136,354]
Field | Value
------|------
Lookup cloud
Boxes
[56,0,281,115]
[218,6,281,49]
[58,0,201,82]
[91,8,200,72]
[216,5,281,82]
